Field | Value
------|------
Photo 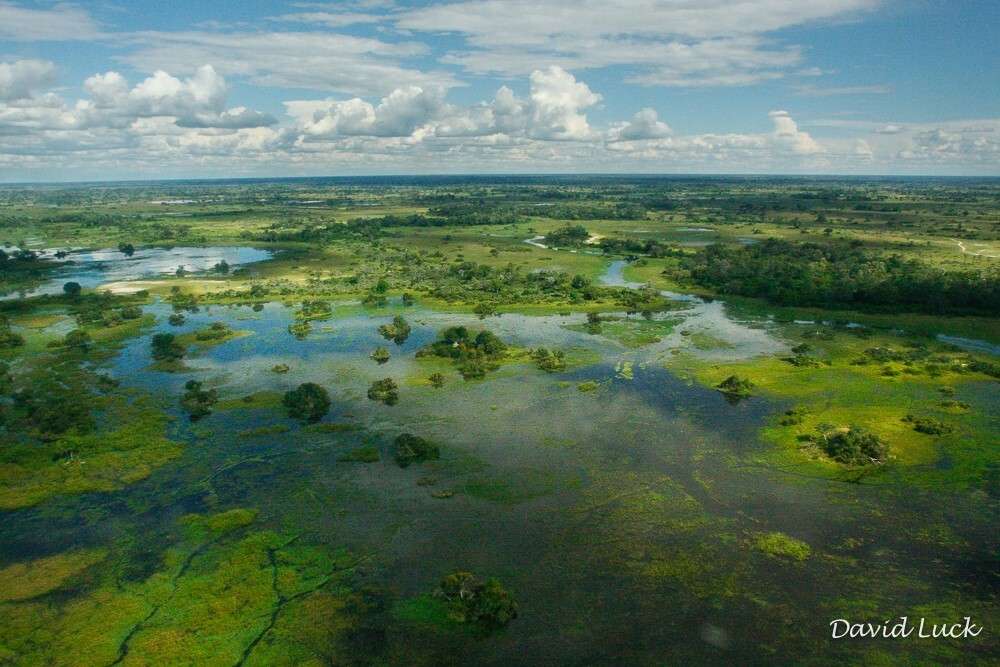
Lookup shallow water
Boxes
[2,255,997,664]
[0,246,273,299]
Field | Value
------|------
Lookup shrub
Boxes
[436,572,518,628]
[367,378,399,405]
[283,382,331,422]
[151,333,185,361]
[393,433,440,467]
[817,426,888,465]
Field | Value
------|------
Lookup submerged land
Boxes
[0,175,998,664]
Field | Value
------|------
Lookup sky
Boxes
[0,0,998,181]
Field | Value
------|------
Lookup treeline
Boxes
[681,239,1000,315]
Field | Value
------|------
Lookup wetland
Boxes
[0,176,997,665]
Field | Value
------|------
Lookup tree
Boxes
[367,378,399,405]
[181,380,218,421]
[117,242,135,256]
[378,315,411,344]
[151,333,186,361]
[436,572,518,628]
[63,329,92,352]
[393,433,440,467]
[63,281,82,298]
[282,382,331,422]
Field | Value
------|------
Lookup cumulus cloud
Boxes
[527,66,601,140]
[769,110,821,154]
[608,108,672,141]
[289,66,600,142]
[1,64,274,135]
[0,60,56,102]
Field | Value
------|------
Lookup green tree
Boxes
[282,382,331,422]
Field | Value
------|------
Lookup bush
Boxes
[393,433,440,467]
[378,315,411,344]
[436,572,518,628]
[283,382,331,422]
[151,333,185,361]
[370,347,391,364]
[817,426,888,465]
[63,329,92,352]
[902,414,953,435]
[367,378,399,405]
[181,380,218,421]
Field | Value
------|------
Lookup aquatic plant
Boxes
[428,372,446,388]
[370,347,391,364]
[752,532,811,562]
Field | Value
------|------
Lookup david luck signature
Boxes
[831,617,983,640]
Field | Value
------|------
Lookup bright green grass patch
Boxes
[0,548,108,602]
[0,397,181,510]
[752,531,811,561]
[565,316,683,348]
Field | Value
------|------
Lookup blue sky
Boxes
[0,0,997,181]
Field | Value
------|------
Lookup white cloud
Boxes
[0,1,103,41]
[769,109,821,154]
[0,60,56,102]
[290,66,600,142]
[794,84,891,96]
[269,11,382,28]
[608,108,672,141]
[119,31,458,97]
[527,66,601,140]
[396,0,878,86]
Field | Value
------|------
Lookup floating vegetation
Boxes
[339,445,380,463]
[287,320,311,339]
[238,424,290,438]
[271,363,290,373]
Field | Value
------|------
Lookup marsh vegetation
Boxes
[0,176,997,665]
